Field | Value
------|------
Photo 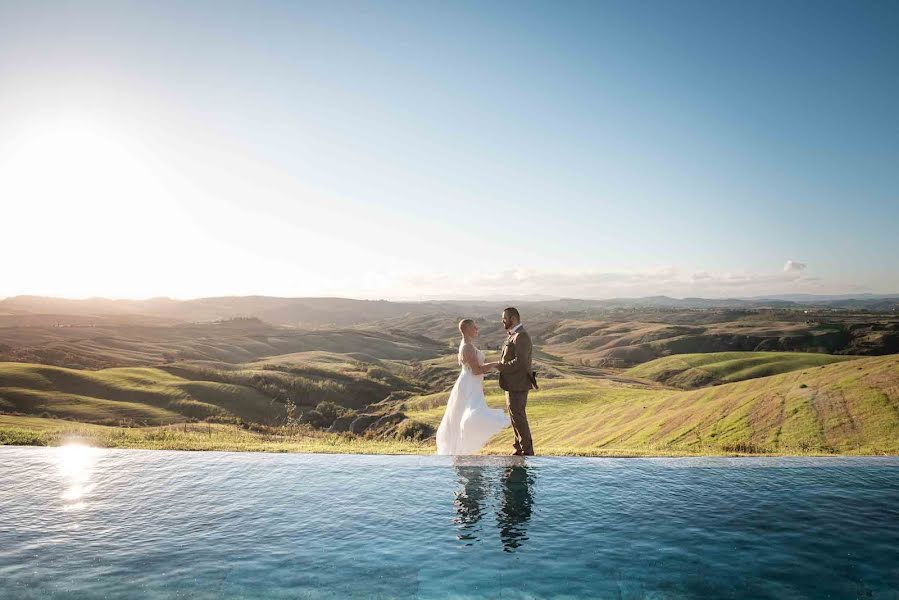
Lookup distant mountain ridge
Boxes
[1,293,897,327]
[742,293,899,302]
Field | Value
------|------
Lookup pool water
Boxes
[1,447,898,599]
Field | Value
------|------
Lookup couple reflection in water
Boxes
[452,458,534,552]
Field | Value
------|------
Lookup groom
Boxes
[494,307,535,456]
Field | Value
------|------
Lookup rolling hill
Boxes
[403,354,899,455]
[540,316,898,367]
[1,295,898,456]
[624,351,860,388]
[0,319,447,369]
[0,362,282,425]
[0,351,425,427]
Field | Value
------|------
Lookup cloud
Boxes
[357,265,838,300]
[783,260,807,273]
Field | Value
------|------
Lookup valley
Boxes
[1,295,897,455]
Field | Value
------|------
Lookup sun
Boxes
[2,117,146,211]
[0,116,202,298]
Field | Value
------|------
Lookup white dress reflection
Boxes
[453,464,489,545]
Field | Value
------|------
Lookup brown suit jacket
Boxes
[498,326,534,392]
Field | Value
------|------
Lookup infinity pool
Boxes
[1,447,897,599]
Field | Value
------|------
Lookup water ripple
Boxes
[1,447,898,599]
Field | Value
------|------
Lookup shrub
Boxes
[394,419,435,441]
[205,415,243,425]
[366,366,391,380]
[301,401,355,429]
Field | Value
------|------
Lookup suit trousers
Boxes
[505,390,533,455]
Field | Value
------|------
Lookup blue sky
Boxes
[1,0,896,299]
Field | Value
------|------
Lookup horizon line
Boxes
[3,292,899,304]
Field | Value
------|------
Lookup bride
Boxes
[436,319,510,455]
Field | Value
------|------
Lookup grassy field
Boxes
[625,351,860,388]
[537,312,899,367]
[0,415,429,454]
[404,354,899,455]
[0,355,427,426]
[3,354,898,457]
[0,362,283,424]
[3,300,898,458]
[0,320,446,369]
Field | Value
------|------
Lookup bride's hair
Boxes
[458,318,474,335]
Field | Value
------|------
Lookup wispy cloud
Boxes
[357,263,840,300]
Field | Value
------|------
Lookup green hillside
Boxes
[0,350,427,428]
[404,354,899,455]
[3,352,898,456]
[0,362,282,425]
[539,314,899,367]
[0,320,446,370]
[625,351,860,388]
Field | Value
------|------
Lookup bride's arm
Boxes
[461,344,494,375]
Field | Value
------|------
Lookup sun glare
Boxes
[55,442,98,510]
[4,118,146,212]
[0,114,352,299]
[0,116,212,298]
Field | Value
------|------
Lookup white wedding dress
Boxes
[436,343,510,455]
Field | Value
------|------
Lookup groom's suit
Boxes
[497,325,534,455]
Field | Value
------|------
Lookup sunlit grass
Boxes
[3,354,897,457]
[625,351,860,388]
[407,355,899,456]
[0,415,430,454]
[0,362,276,424]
